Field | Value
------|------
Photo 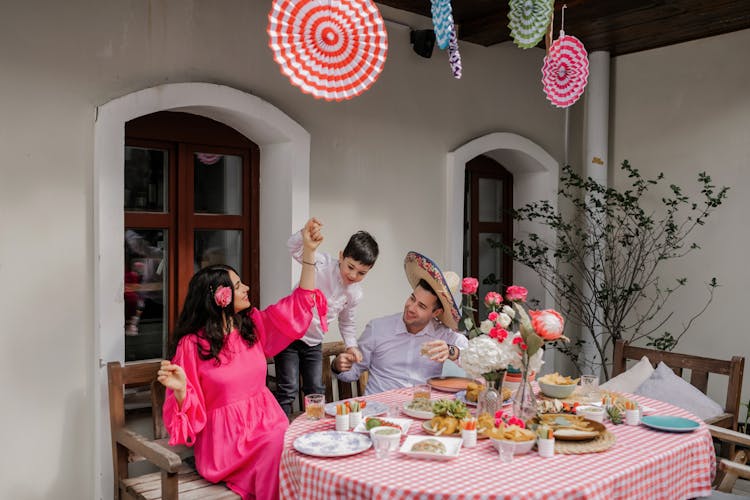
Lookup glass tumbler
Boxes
[304,393,325,420]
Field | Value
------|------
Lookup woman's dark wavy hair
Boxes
[167,265,256,364]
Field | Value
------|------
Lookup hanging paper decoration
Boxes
[541,31,589,108]
[267,0,388,101]
[431,0,455,50]
[508,0,554,49]
[448,26,462,79]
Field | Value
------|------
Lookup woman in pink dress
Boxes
[158,220,326,500]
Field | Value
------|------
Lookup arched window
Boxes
[123,111,259,361]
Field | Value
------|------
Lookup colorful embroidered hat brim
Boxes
[404,251,461,330]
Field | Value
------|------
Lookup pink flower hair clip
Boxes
[214,286,232,308]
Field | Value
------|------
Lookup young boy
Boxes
[274,217,379,416]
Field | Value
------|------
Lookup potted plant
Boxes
[500,161,728,378]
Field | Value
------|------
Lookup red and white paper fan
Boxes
[268,0,388,101]
[541,31,589,108]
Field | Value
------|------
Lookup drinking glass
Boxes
[579,375,600,402]
[419,342,433,358]
[372,432,392,460]
[304,393,325,420]
[412,384,431,401]
[386,403,401,418]
[498,440,515,463]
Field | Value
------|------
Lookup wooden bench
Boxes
[612,340,745,430]
[613,340,745,460]
[107,360,240,500]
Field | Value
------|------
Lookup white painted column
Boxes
[581,51,610,377]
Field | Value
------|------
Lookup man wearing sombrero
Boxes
[332,251,468,395]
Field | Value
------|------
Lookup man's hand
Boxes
[420,339,450,363]
[334,352,356,372]
[345,346,363,363]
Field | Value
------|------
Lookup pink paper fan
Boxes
[541,32,589,108]
[267,0,388,101]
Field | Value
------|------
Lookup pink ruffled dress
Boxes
[163,287,327,500]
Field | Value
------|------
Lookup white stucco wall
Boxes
[611,29,750,410]
[0,1,565,498]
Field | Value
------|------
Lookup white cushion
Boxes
[634,361,724,421]
[600,355,654,393]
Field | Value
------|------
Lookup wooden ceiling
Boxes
[378,0,750,56]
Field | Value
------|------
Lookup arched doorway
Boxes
[93,83,310,499]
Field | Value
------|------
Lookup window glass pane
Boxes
[478,177,503,222]
[478,232,503,318]
[125,147,168,212]
[124,229,168,361]
[194,153,242,215]
[195,230,243,275]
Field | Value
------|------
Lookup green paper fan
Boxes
[508,0,554,49]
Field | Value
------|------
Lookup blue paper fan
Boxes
[431,0,454,50]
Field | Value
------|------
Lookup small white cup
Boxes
[349,411,362,429]
[335,413,350,431]
[625,408,640,426]
[538,438,555,458]
[461,429,477,448]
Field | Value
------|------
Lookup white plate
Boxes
[398,435,462,460]
[353,416,413,434]
[293,431,372,457]
[401,401,434,420]
[455,390,512,408]
[324,400,388,418]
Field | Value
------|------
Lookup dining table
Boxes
[279,386,716,499]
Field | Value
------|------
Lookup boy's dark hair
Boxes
[342,231,379,266]
[416,279,443,311]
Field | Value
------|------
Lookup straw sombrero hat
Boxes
[403,251,461,330]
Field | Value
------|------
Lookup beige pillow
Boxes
[600,355,653,393]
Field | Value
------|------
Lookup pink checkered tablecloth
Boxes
[279,387,715,499]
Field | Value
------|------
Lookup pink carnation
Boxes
[505,285,528,302]
[484,291,503,308]
[461,277,479,295]
[214,286,233,308]
[529,309,565,341]
[488,311,499,322]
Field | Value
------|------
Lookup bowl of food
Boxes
[537,373,578,399]
[575,405,605,423]
[487,424,537,454]
[489,436,536,455]
[369,426,402,451]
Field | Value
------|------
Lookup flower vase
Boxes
[512,366,537,423]
[477,369,506,418]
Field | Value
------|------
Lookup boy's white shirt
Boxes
[287,230,362,347]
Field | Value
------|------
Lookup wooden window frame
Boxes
[125,111,260,341]
[465,155,514,291]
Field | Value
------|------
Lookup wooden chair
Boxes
[107,360,240,500]
[612,340,745,430]
[708,425,750,496]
